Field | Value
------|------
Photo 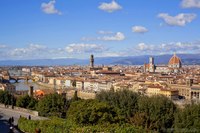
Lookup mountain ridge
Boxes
[0,54,200,66]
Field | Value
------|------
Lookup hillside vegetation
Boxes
[13,90,200,133]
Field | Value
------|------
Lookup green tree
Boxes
[133,95,176,131]
[174,104,200,132]
[0,90,5,103]
[72,80,76,88]
[110,85,114,92]
[16,95,38,110]
[67,99,119,125]
[0,90,16,106]
[96,90,139,121]
[27,97,38,110]
[36,93,66,117]
[71,90,80,101]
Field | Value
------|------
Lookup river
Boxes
[8,69,58,90]
[10,80,42,91]
[8,69,43,91]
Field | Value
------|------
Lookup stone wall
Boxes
[0,104,39,116]
[78,91,96,99]
[66,90,96,99]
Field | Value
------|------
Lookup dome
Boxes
[168,53,182,68]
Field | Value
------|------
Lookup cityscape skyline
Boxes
[0,0,200,60]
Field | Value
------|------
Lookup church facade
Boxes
[144,54,182,73]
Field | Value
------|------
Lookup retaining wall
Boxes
[0,104,39,116]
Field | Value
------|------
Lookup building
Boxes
[146,83,179,100]
[171,78,200,101]
[0,83,16,93]
[159,89,179,100]
[144,53,182,73]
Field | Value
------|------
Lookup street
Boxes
[0,117,11,133]
[0,112,20,133]
[0,106,47,133]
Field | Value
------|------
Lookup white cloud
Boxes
[82,32,125,41]
[65,43,107,53]
[98,1,122,13]
[3,41,200,60]
[41,0,62,15]
[0,44,7,48]
[29,44,47,50]
[137,43,150,51]
[81,37,97,41]
[10,44,47,57]
[0,43,112,60]
[98,30,114,34]
[98,52,123,57]
[100,32,125,41]
[158,13,197,26]
[181,0,200,8]
[131,41,200,55]
[132,26,148,33]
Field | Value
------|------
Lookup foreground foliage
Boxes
[18,117,145,133]
[174,104,200,132]
[36,93,68,117]
[17,90,200,132]
[133,95,176,131]
[96,90,139,121]
[67,99,120,125]
[16,95,38,110]
[0,90,16,106]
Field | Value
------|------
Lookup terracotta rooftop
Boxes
[168,53,182,65]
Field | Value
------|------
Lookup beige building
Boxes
[190,86,200,100]
[159,89,179,100]
[83,80,112,92]
[145,82,179,100]
[146,85,161,96]
[76,80,84,90]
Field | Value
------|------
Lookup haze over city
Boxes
[0,0,200,60]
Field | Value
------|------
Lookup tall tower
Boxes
[149,57,154,65]
[90,54,94,68]
[149,57,155,72]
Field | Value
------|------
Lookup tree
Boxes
[0,90,16,106]
[133,95,176,131]
[0,90,5,103]
[67,99,119,125]
[96,90,139,121]
[110,85,114,92]
[71,90,80,101]
[174,104,200,132]
[72,80,76,88]
[36,93,67,117]
[16,95,37,109]
[27,97,38,110]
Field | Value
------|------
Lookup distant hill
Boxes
[112,54,200,65]
[0,54,200,66]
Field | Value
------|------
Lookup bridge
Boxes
[9,76,32,83]
[1,75,32,83]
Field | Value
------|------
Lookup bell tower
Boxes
[149,57,155,72]
[90,54,94,68]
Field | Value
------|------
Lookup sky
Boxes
[0,0,200,60]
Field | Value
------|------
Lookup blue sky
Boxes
[0,0,200,60]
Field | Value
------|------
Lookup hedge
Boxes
[18,117,146,133]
